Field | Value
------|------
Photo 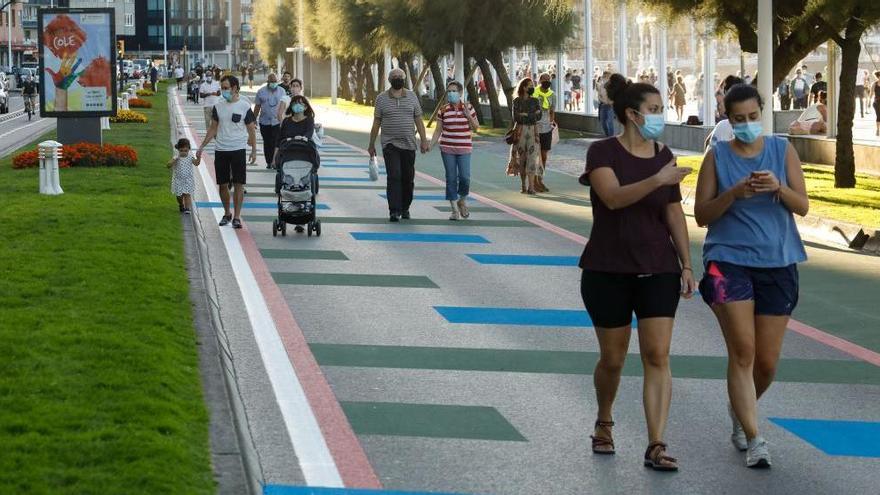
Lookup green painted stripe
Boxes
[340,401,526,441]
[433,206,499,213]
[272,272,438,288]
[260,249,349,260]
[244,215,531,227]
[310,344,880,385]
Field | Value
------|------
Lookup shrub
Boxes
[143,82,153,91]
[111,110,148,123]
[128,98,152,108]
[11,143,138,169]
[136,89,155,97]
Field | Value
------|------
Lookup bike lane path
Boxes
[176,93,880,495]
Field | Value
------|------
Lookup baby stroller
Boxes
[272,136,322,237]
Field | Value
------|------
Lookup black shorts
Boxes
[539,131,552,151]
[214,149,247,185]
[699,261,799,316]
[580,270,681,328]
[856,85,865,98]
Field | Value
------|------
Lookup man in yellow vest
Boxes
[533,72,556,193]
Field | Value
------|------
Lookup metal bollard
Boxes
[38,141,64,195]
[101,117,110,130]
[121,93,130,110]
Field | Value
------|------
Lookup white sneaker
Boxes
[448,201,460,221]
[457,196,469,218]
[728,403,748,451]
[746,436,772,468]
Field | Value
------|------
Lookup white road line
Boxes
[172,94,344,487]
[0,117,47,140]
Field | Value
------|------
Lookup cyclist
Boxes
[22,75,38,117]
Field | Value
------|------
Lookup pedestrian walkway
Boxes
[172,91,879,495]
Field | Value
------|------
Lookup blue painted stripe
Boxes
[364,170,387,175]
[769,418,880,457]
[467,254,579,266]
[434,306,636,328]
[322,164,369,169]
[320,177,374,182]
[379,194,473,201]
[351,232,490,244]
[263,485,467,495]
[196,201,329,210]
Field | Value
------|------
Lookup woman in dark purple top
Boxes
[580,74,694,471]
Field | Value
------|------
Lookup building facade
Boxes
[68,0,136,37]
[121,0,231,69]
[0,0,25,67]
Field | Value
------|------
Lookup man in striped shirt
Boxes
[368,68,430,222]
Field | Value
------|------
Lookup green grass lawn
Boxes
[310,96,586,140]
[677,155,880,228]
[0,84,214,494]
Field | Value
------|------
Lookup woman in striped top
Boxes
[429,81,480,220]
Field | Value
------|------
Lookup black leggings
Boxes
[873,100,880,122]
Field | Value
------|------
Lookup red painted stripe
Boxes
[178,94,382,487]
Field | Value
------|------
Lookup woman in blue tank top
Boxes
[694,84,809,469]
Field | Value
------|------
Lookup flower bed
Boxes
[128,98,152,108]
[12,143,138,169]
[111,109,148,123]
[136,89,155,97]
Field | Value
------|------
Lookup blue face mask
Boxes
[733,122,763,143]
[291,103,305,114]
[447,91,461,104]
[268,82,278,89]
[634,111,665,140]
[221,90,233,101]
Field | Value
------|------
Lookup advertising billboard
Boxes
[38,9,117,117]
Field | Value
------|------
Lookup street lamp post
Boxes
[162,0,168,71]
[201,0,205,64]
[2,0,15,71]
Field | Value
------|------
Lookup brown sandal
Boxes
[644,441,678,471]
[590,420,615,455]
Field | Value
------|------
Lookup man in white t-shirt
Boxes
[199,73,221,129]
[174,66,185,89]
[196,75,257,229]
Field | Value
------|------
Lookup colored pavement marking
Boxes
[309,344,880,385]
[260,249,349,261]
[243,216,529,227]
[272,272,439,289]
[466,254,579,266]
[341,401,526,442]
[350,232,490,244]
[434,205,498,213]
[320,177,374,182]
[769,418,880,457]
[323,164,370,168]
[380,194,473,201]
[196,201,329,210]
[264,487,466,495]
[433,306,634,328]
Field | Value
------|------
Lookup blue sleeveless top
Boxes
[703,136,807,268]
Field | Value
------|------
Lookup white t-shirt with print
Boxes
[211,97,256,151]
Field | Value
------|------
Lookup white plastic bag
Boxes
[550,123,560,146]
[368,156,380,181]
[312,122,324,148]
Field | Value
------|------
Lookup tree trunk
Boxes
[366,58,379,106]
[478,57,506,128]
[400,53,414,90]
[463,55,484,125]
[489,50,515,116]
[834,31,863,188]
[353,59,365,105]
[429,57,444,99]
[339,58,352,101]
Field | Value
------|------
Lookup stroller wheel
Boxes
[281,222,287,236]
[307,223,313,237]
[315,220,321,237]
[272,219,278,237]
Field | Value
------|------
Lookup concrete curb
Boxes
[183,210,262,495]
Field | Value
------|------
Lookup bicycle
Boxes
[24,94,36,121]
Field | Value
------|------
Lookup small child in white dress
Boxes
[168,137,200,214]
